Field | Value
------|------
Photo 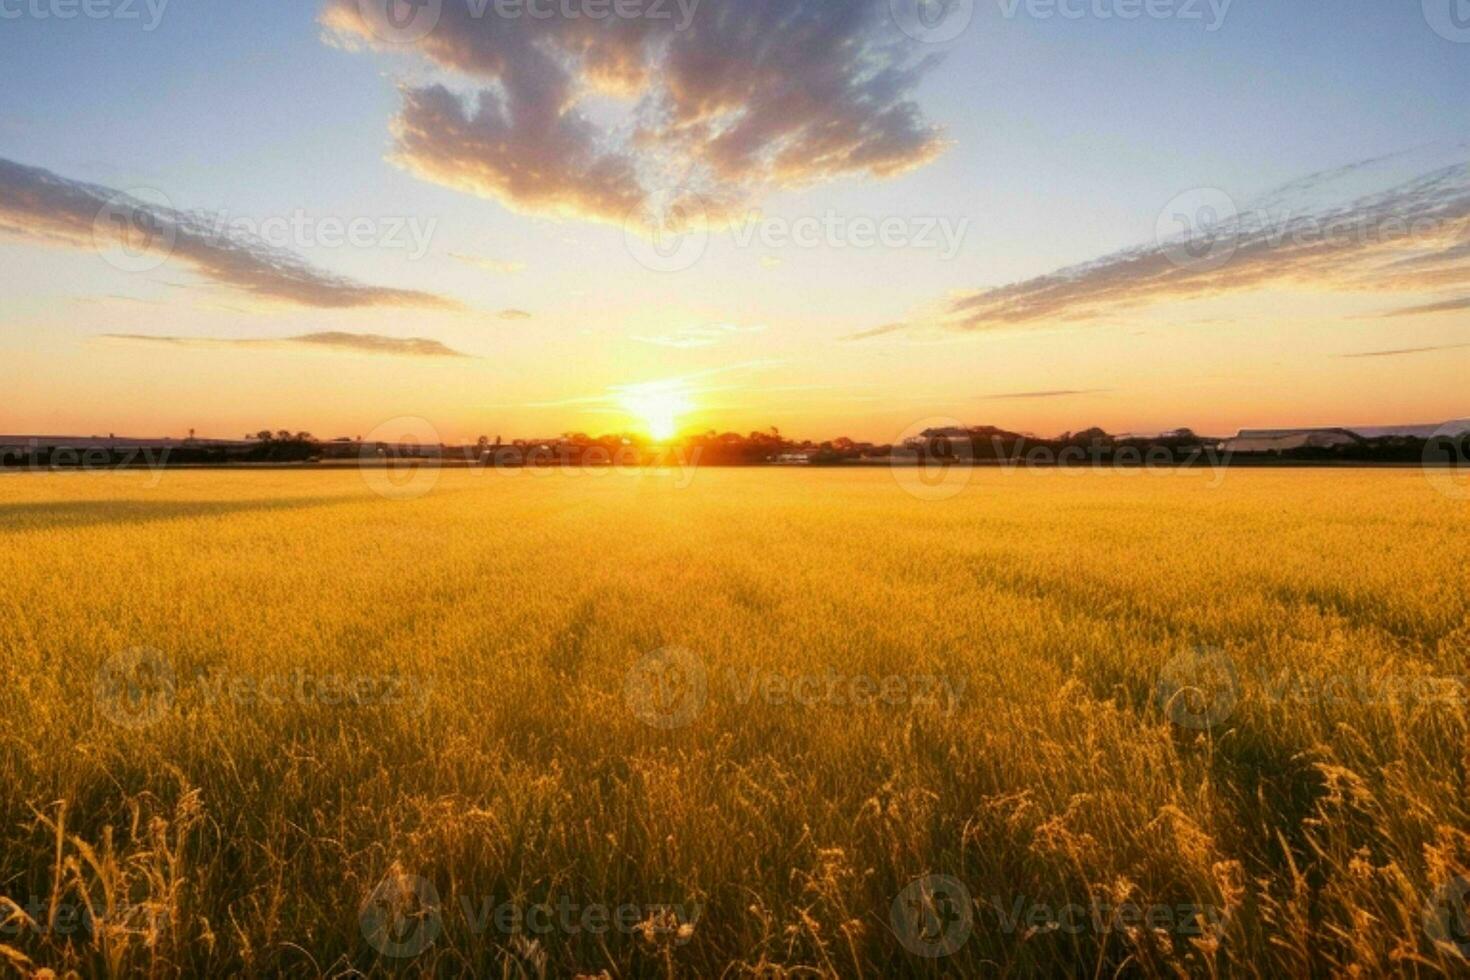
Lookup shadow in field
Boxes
[0,496,351,533]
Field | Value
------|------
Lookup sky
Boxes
[0,0,1467,443]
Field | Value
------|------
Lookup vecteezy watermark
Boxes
[889,417,977,502]
[1156,188,1239,273]
[361,872,443,959]
[356,0,443,44]
[891,875,974,957]
[0,0,169,30]
[195,209,437,261]
[93,649,432,729]
[997,0,1232,31]
[889,876,1228,959]
[94,647,177,730]
[1158,647,1469,732]
[624,648,966,729]
[623,188,710,273]
[0,439,173,485]
[624,647,708,729]
[1155,186,1459,273]
[355,425,708,502]
[1423,876,1470,957]
[984,894,1227,939]
[729,210,970,260]
[1156,645,1240,732]
[89,188,438,275]
[889,0,975,43]
[480,0,700,28]
[355,0,700,46]
[92,188,177,274]
[191,668,432,714]
[359,416,444,501]
[1423,0,1470,43]
[1422,418,1470,500]
[359,871,701,959]
[889,420,1234,502]
[0,895,166,940]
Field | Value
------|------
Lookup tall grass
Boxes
[0,467,1466,976]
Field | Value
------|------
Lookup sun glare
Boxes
[617,382,693,442]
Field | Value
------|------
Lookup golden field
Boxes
[1,466,1467,977]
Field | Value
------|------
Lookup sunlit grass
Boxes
[0,467,1466,976]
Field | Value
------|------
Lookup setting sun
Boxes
[617,381,693,442]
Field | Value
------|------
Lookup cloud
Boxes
[849,145,1470,338]
[1338,342,1470,359]
[497,308,532,320]
[450,252,526,275]
[0,157,455,310]
[322,0,946,226]
[101,331,470,358]
[979,388,1112,400]
[841,321,908,341]
[632,322,767,349]
[1376,295,1470,317]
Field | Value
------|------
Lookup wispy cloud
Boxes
[322,0,946,226]
[0,157,455,310]
[979,388,1112,400]
[100,331,470,358]
[632,323,767,349]
[1337,342,1470,359]
[848,145,1470,339]
[1376,296,1470,317]
[450,252,526,275]
[496,309,532,321]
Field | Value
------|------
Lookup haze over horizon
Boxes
[2,1,1467,445]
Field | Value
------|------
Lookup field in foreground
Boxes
[1,467,1467,977]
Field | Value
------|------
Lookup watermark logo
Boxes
[624,647,708,729]
[92,188,176,274]
[1423,876,1470,957]
[94,647,176,730]
[729,209,970,258]
[360,416,444,501]
[997,0,1232,31]
[0,0,170,30]
[891,874,974,957]
[1156,645,1240,731]
[1157,187,1239,272]
[358,0,442,43]
[361,872,444,959]
[623,188,710,273]
[890,0,974,43]
[890,417,976,501]
[1424,0,1470,42]
[1422,418,1470,500]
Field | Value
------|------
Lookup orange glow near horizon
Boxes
[616,380,695,442]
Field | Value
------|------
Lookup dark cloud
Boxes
[323,0,946,225]
[101,332,470,357]
[0,157,455,310]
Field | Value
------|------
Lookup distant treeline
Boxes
[3,425,1466,468]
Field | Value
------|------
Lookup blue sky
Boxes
[1,0,1467,440]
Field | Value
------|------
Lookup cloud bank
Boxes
[0,157,455,310]
[323,0,947,225]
